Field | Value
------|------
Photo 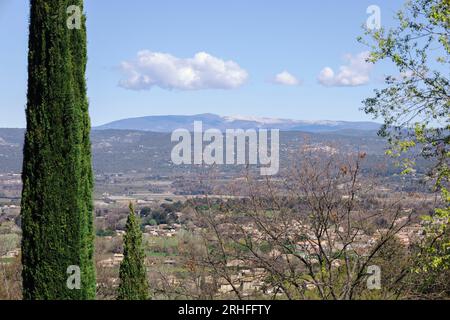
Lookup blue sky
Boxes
[0,0,405,127]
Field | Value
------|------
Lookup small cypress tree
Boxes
[117,204,149,300]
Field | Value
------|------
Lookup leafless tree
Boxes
[187,150,421,300]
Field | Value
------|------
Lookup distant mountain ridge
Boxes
[0,127,390,175]
[95,113,380,133]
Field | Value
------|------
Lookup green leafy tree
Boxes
[360,0,449,282]
[21,0,95,299]
[118,204,149,300]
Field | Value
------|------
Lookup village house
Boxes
[1,249,20,259]
[98,253,124,268]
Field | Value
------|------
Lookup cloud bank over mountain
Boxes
[119,51,249,91]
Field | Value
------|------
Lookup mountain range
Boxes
[95,113,381,133]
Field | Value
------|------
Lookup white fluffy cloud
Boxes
[272,71,300,86]
[318,51,373,87]
[119,50,248,91]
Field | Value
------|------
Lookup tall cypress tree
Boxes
[21,0,95,299]
[118,204,149,300]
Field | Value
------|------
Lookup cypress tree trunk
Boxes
[21,0,95,299]
[118,204,149,300]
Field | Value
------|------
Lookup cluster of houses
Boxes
[0,207,19,226]
[217,260,267,296]
[211,218,424,297]
[0,249,20,262]
[98,253,124,268]
[144,223,182,238]
[303,144,338,155]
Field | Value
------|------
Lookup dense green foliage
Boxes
[140,202,183,226]
[361,0,449,168]
[117,204,149,300]
[361,0,449,280]
[21,0,95,299]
